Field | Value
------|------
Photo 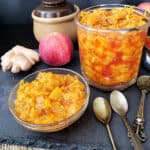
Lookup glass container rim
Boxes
[8,68,90,127]
[75,4,150,33]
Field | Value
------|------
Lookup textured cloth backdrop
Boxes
[0,144,47,150]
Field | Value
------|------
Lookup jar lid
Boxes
[34,0,76,18]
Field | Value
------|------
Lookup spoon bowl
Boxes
[93,97,117,150]
[93,97,111,124]
[110,90,144,150]
[137,75,150,91]
[110,90,128,116]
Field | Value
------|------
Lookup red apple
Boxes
[138,2,150,12]
[39,32,74,66]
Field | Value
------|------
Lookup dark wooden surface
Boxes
[0,25,150,150]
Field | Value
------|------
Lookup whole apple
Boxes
[138,2,150,12]
[39,32,74,66]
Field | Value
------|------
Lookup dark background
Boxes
[0,0,149,24]
[0,0,150,149]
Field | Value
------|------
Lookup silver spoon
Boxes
[93,97,117,150]
[110,90,144,150]
[133,75,150,142]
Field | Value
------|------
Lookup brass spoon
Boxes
[93,97,117,150]
[110,90,144,150]
[133,75,150,142]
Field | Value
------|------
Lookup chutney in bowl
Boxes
[8,68,90,132]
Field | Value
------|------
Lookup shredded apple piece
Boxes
[15,72,86,124]
[79,7,147,29]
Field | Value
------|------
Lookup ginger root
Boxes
[1,45,40,73]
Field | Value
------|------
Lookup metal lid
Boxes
[42,0,65,5]
[34,0,76,18]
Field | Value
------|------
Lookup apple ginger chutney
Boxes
[76,5,149,90]
[15,72,87,124]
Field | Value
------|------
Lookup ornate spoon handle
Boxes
[123,116,144,150]
[133,90,147,142]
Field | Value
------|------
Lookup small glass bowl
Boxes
[8,68,90,132]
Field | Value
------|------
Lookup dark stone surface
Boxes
[0,25,150,149]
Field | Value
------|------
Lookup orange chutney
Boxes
[77,7,148,88]
[15,72,86,124]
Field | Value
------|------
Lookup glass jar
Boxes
[76,4,150,91]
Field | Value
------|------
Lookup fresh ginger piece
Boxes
[11,54,33,73]
[0,45,40,73]
[1,50,15,72]
[13,45,39,64]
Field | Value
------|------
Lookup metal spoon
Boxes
[93,97,117,150]
[110,90,144,150]
[133,75,150,142]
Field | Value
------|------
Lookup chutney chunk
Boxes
[15,72,87,124]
